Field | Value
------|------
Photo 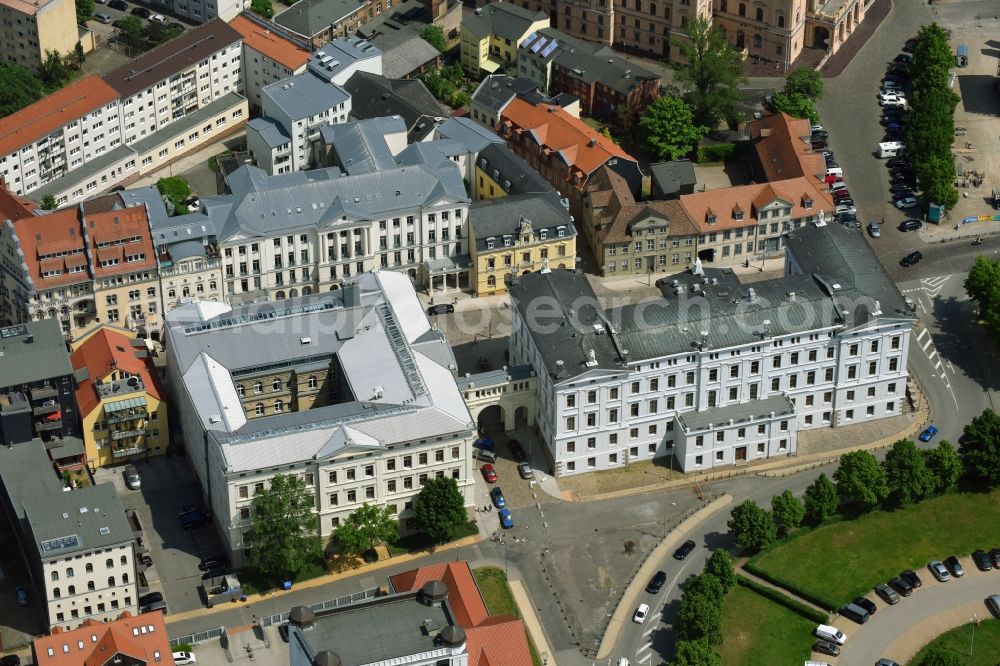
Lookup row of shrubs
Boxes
[735,574,829,623]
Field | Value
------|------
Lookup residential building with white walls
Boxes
[230,13,312,114]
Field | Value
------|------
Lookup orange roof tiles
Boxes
[465,618,533,666]
[499,97,637,186]
[0,179,37,221]
[230,15,310,71]
[679,177,835,233]
[12,207,89,291]
[389,562,488,628]
[749,113,826,183]
[71,326,164,417]
[0,76,119,157]
[33,611,171,666]
[85,206,157,278]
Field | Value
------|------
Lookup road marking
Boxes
[915,328,928,342]
[636,653,651,664]
[920,275,951,297]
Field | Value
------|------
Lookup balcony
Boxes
[106,407,147,425]
[111,428,146,441]
[35,418,63,431]
[96,376,145,399]
[32,401,60,416]
[159,257,220,278]
[111,445,147,459]
[29,386,58,401]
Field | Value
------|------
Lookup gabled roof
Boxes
[749,112,826,182]
[274,0,366,37]
[230,14,311,71]
[262,72,351,121]
[345,72,445,131]
[33,612,171,666]
[84,205,157,278]
[11,206,89,291]
[0,179,37,221]
[462,1,548,41]
[70,326,165,418]
[679,177,834,233]
[586,165,698,245]
[476,143,553,196]
[0,76,119,157]
[499,97,637,182]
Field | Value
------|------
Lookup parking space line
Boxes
[915,328,928,342]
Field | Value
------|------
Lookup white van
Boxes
[877,141,907,158]
[825,167,843,178]
[815,624,847,645]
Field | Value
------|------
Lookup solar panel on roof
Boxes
[531,37,548,53]
[541,40,558,57]
[41,534,80,553]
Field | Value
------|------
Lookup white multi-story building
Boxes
[148,0,247,23]
[507,221,915,475]
[164,272,476,565]
[230,13,312,115]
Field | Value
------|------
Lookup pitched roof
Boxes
[33,612,171,666]
[471,75,538,116]
[476,143,553,196]
[364,22,440,79]
[587,165,697,244]
[230,14,311,71]
[345,71,445,130]
[84,205,157,279]
[749,112,826,183]
[470,191,574,253]
[23,483,134,559]
[0,179,37,220]
[0,77,120,157]
[70,326,164,418]
[465,618,533,666]
[103,19,243,99]
[462,1,547,41]
[262,72,351,120]
[273,0,365,38]
[499,97,637,183]
[649,160,698,197]
[679,177,835,232]
[11,206,90,291]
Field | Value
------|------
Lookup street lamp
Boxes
[970,614,978,655]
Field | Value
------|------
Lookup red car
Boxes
[481,464,497,483]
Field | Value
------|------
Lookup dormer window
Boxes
[487,237,495,249]
[735,211,744,221]
[557,226,565,237]
[539,229,547,240]
[503,236,512,247]
[707,214,717,225]
[803,197,813,209]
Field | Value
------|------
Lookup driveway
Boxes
[834,560,1000,664]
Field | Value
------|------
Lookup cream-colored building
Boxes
[460,1,549,76]
[0,0,81,74]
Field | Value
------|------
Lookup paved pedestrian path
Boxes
[736,568,831,617]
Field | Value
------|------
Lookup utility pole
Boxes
[970,614,978,655]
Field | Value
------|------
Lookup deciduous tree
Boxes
[703,549,736,593]
[40,194,58,211]
[39,50,70,88]
[413,477,468,543]
[250,0,274,18]
[960,409,1000,483]
[0,63,47,116]
[672,639,721,666]
[671,17,746,130]
[332,503,398,554]
[919,645,967,666]
[882,439,934,505]
[76,0,94,23]
[922,440,963,493]
[156,176,191,215]
[770,489,805,536]
[803,473,839,523]
[421,25,447,53]
[834,450,889,510]
[675,573,724,644]
[783,67,823,100]
[768,91,818,121]
[639,95,708,161]
[250,474,323,583]
[727,500,776,553]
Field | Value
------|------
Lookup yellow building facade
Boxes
[460,2,549,76]
[71,327,169,468]
[0,0,81,74]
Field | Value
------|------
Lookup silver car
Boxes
[868,221,881,238]
[517,462,534,480]
[928,560,950,582]
[987,594,1000,618]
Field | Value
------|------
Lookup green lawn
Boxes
[472,567,542,666]
[748,489,1000,609]
[909,618,1000,665]
[719,585,814,666]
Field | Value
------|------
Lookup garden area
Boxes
[910,619,1000,666]
[472,567,543,666]
[718,583,815,666]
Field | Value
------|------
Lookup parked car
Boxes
[812,640,841,657]
[879,92,907,106]
[888,577,913,597]
[139,591,163,607]
[508,440,527,462]
[0,655,21,666]
[928,560,951,582]
[987,594,1000,618]
[131,6,150,16]
[972,550,993,571]
[632,603,649,623]
[199,556,228,572]
[180,509,210,529]
[645,571,667,594]
[140,553,153,567]
[875,583,900,605]
[900,250,923,267]
[481,464,497,483]
[427,303,454,315]
[900,569,923,588]
[498,507,513,529]
[473,437,495,451]
[990,548,1000,568]
[877,660,901,666]
[490,487,506,508]
[810,140,827,150]
[889,183,914,195]
[895,197,918,210]
[903,37,918,52]
[810,123,824,133]
[919,425,938,442]
[172,652,197,665]
[835,204,857,216]
[945,555,965,577]
[894,53,913,64]
[673,540,696,560]
[517,462,534,480]
[14,586,28,606]
[149,13,166,22]
[899,218,923,231]
[94,12,112,23]
[811,130,829,140]
[892,192,917,204]
[886,158,911,169]
[108,0,127,9]
[125,464,141,490]
[278,623,289,642]
[853,597,878,615]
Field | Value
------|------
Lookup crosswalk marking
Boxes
[920,275,951,297]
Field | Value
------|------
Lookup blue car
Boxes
[473,437,495,451]
[498,507,513,529]
[918,425,938,442]
[490,487,506,509]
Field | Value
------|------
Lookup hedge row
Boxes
[741,562,839,613]
[735,575,829,624]
[696,141,750,163]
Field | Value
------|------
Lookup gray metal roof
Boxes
[307,37,382,83]
[263,73,350,121]
[433,117,504,155]
[118,186,169,223]
[0,319,74,388]
[24,483,134,560]
[463,2,547,41]
[131,92,248,156]
[30,145,136,202]
[649,160,698,197]
[394,139,465,168]
[247,117,291,149]
[471,75,538,115]
[475,143,553,195]
[366,24,440,79]
[321,117,404,175]
[0,440,64,522]
[470,191,574,253]
[345,72,445,130]
[274,0,363,38]
[150,211,219,248]
[677,394,795,433]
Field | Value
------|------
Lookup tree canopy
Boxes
[803,472,839,523]
[250,0,274,18]
[672,638,722,666]
[0,64,49,117]
[249,474,322,583]
[413,477,468,543]
[770,489,805,536]
[727,500,776,553]
[882,439,934,505]
[639,95,708,161]
[156,176,192,215]
[918,645,968,666]
[421,25,448,53]
[675,573,724,644]
[40,194,58,211]
[703,549,736,594]
[960,408,1000,483]
[671,17,746,130]
[783,68,824,100]
[834,450,889,510]
[333,503,398,554]
[965,255,1000,346]
[922,440,963,493]
[76,0,93,22]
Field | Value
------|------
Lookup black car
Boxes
[900,250,923,267]
[427,303,455,315]
[0,655,21,666]
[892,175,916,187]
[813,640,841,657]
[645,570,667,594]
[990,548,1000,568]
[811,140,827,150]
[673,540,696,560]
[903,37,918,53]
[199,555,228,572]
[508,439,526,462]
[972,550,993,571]
[899,219,922,231]
[108,0,127,8]
[945,555,965,577]
[883,130,904,141]
[886,157,912,168]
[130,6,150,16]
[853,597,878,615]
[894,53,913,65]
[889,576,913,597]
[890,183,914,195]
[900,569,923,588]
[875,583,900,605]
[139,591,163,607]
[811,130,829,140]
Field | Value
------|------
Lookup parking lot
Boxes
[86,0,191,47]
[95,456,227,614]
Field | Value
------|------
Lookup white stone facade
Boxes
[41,543,138,627]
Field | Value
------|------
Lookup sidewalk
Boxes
[163,534,481,625]
[510,579,557,666]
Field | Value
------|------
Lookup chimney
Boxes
[342,280,361,308]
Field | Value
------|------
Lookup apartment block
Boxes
[507,221,914,476]
[0,183,37,327]
[147,0,247,23]
[164,273,476,565]
[460,1,549,76]
[0,0,81,74]
[230,13,311,114]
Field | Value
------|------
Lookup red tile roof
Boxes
[230,15,310,71]
[749,112,826,183]
[0,179,37,221]
[389,562,488,628]
[499,97,637,188]
[0,76,120,157]
[33,611,171,666]
[465,617,533,666]
[71,326,164,417]
[586,165,698,245]
[679,177,835,233]
[12,207,90,291]
[85,206,157,278]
